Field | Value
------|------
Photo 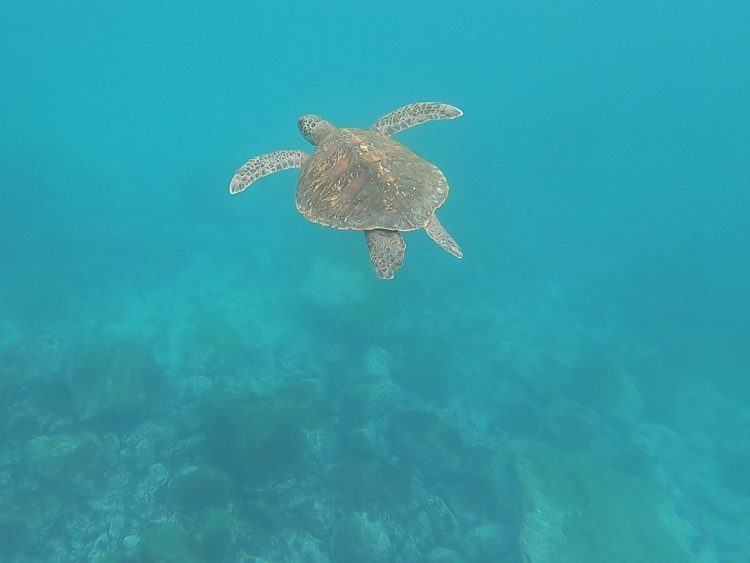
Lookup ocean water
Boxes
[1,1,749,561]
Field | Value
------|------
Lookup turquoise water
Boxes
[1,1,749,561]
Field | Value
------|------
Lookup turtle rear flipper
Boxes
[370,102,463,137]
[229,150,309,194]
[365,229,406,279]
[425,214,462,259]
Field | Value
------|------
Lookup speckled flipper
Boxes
[229,150,308,194]
[425,215,462,259]
[370,102,463,137]
[365,229,406,279]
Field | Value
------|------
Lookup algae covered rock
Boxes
[199,393,314,486]
[136,522,206,563]
[184,312,241,376]
[68,339,167,422]
[388,409,467,474]
[334,459,413,511]
[330,512,392,563]
[425,546,463,562]
[0,489,63,554]
[168,465,235,509]
[26,432,104,495]
[544,396,605,450]
[516,442,694,563]
[194,508,237,559]
[462,521,514,561]
[568,351,643,427]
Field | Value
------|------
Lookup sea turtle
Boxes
[229,101,463,279]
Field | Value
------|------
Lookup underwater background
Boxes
[1,1,749,561]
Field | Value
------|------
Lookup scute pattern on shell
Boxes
[295,128,449,231]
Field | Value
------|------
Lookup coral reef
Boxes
[0,286,740,562]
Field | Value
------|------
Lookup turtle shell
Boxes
[295,127,449,231]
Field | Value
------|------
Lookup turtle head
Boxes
[298,114,334,146]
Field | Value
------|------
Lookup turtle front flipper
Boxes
[229,150,309,194]
[370,102,463,137]
[365,229,406,279]
[425,214,463,259]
